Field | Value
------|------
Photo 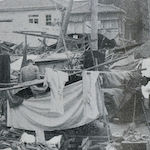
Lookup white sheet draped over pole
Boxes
[7,72,107,131]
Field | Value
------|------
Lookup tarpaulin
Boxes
[101,70,134,118]
[110,54,141,71]
[7,77,106,131]
[101,71,131,88]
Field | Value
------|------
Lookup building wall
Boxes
[99,0,150,43]
[68,12,125,44]
[0,9,62,46]
[0,7,126,47]
[138,0,149,42]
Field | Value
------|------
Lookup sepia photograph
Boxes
[0,0,150,149]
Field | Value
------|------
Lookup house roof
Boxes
[0,0,67,12]
[0,0,125,13]
[71,1,126,14]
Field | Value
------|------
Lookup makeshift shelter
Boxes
[6,65,140,131]
[7,71,107,131]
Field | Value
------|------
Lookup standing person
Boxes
[0,47,10,119]
[19,59,40,83]
[0,49,10,85]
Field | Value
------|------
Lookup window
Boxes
[29,15,39,24]
[73,35,78,39]
[29,18,33,23]
[46,15,52,26]
[0,19,13,22]
[34,18,38,24]
[101,20,118,29]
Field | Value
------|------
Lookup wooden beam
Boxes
[14,31,58,39]
[0,79,44,92]
[91,0,98,51]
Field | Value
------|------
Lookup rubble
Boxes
[1,1,150,149]
[123,129,149,142]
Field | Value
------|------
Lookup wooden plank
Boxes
[0,79,44,91]
[0,83,17,86]
[14,31,58,39]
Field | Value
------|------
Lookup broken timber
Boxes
[0,79,44,91]
[14,31,59,39]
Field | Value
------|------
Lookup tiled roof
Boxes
[0,0,67,11]
[71,1,126,14]
[0,0,125,14]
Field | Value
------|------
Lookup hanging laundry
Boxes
[44,68,68,115]
[7,78,107,131]
[82,71,100,119]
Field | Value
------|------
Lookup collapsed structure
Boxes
[0,0,150,150]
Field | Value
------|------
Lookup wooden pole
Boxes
[57,0,74,49]
[91,0,98,51]
[21,35,27,68]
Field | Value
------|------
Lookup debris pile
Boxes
[0,127,60,150]
[123,129,149,142]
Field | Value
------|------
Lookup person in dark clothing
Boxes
[0,48,11,118]
[0,51,10,85]
[83,49,105,70]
